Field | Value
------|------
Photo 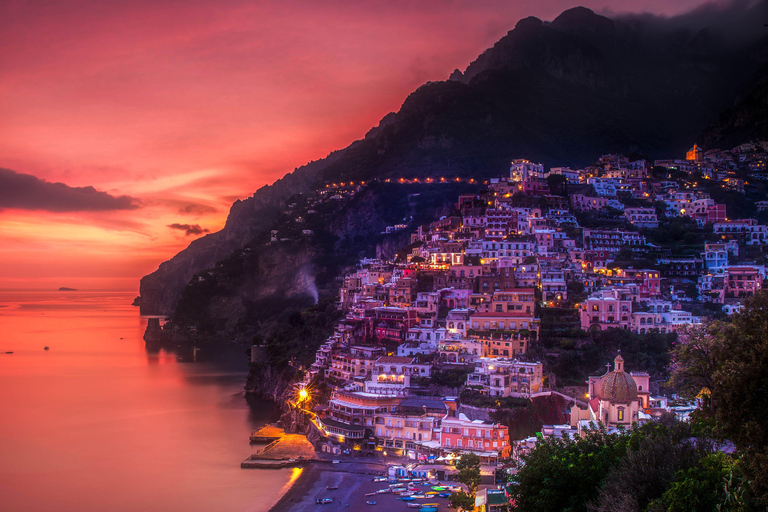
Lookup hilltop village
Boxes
[251,141,768,477]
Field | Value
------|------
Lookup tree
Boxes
[667,322,727,402]
[511,427,642,512]
[657,453,736,512]
[712,292,768,504]
[449,491,476,511]
[667,293,768,505]
[589,422,706,512]
[456,453,482,494]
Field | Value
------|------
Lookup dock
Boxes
[242,433,319,469]
[249,424,284,443]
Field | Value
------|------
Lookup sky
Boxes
[0,0,735,291]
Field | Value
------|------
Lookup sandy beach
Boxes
[268,462,455,512]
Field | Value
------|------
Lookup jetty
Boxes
[249,424,284,443]
[241,433,318,469]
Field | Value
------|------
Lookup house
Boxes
[468,357,544,397]
[579,287,633,332]
[440,413,510,461]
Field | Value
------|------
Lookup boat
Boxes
[373,477,388,482]
[376,488,390,494]
[420,504,439,512]
[407,504,422,509]
[431,486,446,491]
[365,501,376,505]
[399,496,416,501]
[439,492,451,498]
[365,492,376,497]
[326,486,338,490]
[425,492,438,496]
[315,498,333,504]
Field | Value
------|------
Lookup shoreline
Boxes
[267,464,318,512]
[266,461,455,512]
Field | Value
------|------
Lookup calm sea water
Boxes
[0,290,294,512]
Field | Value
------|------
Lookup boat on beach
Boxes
[407,504,422,509]
[420,504,439,512]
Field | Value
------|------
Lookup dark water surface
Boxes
[0,291,292,512]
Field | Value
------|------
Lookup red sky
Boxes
[0,0,716,291]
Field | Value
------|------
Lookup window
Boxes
[618,408,625,421]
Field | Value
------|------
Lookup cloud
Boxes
[179,203,219,215]
[167,223,210,236]
[0,168,140,212]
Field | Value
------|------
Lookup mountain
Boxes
[139,4,768,332]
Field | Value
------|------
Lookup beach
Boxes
[269,461,455,512]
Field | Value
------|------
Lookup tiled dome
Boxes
[600,354,638,402]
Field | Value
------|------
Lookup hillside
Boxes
[139,4,768,330]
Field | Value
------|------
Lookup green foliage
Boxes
[589,422,707,512]
[666,292,768,505]
[428,367,473,388]
[456,453,482,493]
[660,453,736,512]
[511,426,637,512]
[449,490,476,511]
[511,422,696,512]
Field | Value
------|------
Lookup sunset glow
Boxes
[0,0,714,290]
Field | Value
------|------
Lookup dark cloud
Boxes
[0,168,139,212]
[168,223,209,236]
[610,0,768,48]
[179,203,218,215]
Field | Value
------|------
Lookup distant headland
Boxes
[58,287,77,292]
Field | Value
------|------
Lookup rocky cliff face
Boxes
[139,152,343,315]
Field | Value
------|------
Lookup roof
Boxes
[319,418,366,432]
[400,397,447,411]
[601,370,638,403]
[376,356,414,364]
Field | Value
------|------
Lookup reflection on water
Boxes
[0,291,289,512]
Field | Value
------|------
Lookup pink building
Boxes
[579,288,633,331]
[706,204,726,223]
[440,413,510,460]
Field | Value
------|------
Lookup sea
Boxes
[0,290,295,512]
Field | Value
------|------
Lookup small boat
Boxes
[375,488,390,494]
[315,497,333,504]
[431,486,446,491]
[365,492,376,497]
[373,477,388,482]
[399,496,416,501]
[365,501,376,505]
[439,492,451,498]
[326,486,338,490]
[407,504,422,509]
[425,491,438,496]
[420,504,439,512]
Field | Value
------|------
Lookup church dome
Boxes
[600,354,638,402]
